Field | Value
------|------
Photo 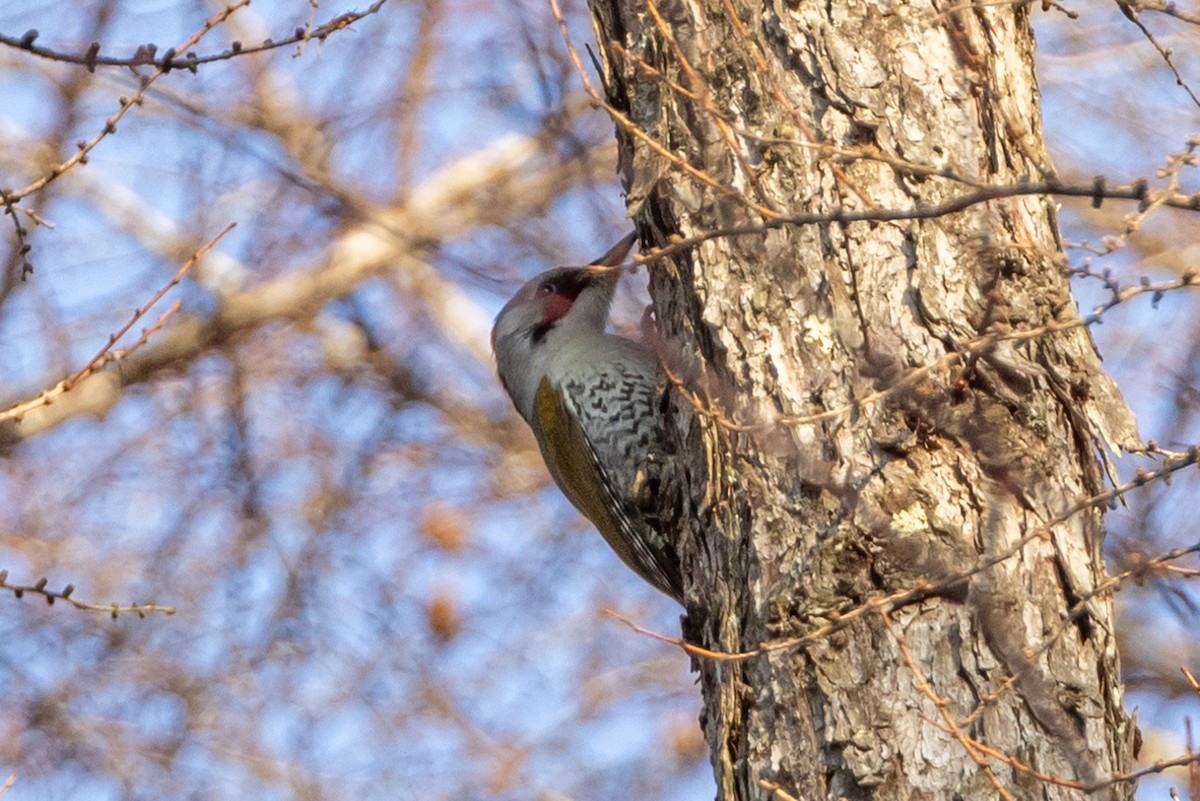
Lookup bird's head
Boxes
[491,233,637,422]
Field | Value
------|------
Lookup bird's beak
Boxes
[588,230,638,268]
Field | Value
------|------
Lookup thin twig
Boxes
[0,222,237,424]
[661,269,1199,433]
[0,570,175,619]
[0,1,386,74]
[545,0,780,220]
[605,446,1199,664]
[5,3,252,205]
[757,780,801,801]
[1114,0,1200,109]
[889,611,1015,801]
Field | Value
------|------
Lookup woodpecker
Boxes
[491,233,683,603]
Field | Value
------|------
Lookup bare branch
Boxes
[0,223,236,425]
[4,2,251,206]
[0,570,175,619]
[0,1,387,74]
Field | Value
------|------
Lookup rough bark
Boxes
[586,1,1141,799]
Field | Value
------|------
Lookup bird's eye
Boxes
[536,281,554,296]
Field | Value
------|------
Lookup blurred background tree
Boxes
[0,1,1196,799]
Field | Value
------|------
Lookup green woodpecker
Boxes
[491,233,683,603]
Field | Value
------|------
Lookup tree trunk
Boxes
[586,1,1141,799]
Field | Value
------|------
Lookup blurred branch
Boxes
[65,164,251,294]
[0,223,235,425]
[0,569,175,618]
[0,135,613,449]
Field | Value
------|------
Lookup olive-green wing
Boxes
[532,377,682,601]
